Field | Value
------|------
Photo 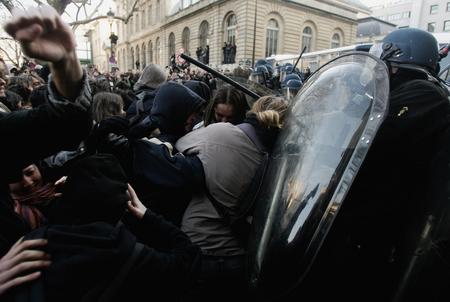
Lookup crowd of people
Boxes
[0,4,450,302]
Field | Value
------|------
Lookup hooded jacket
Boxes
[150,81,205,144]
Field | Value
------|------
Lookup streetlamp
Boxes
[106,8,115,34]
[106,8,118,71]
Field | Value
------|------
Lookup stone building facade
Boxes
[113,0,369,71]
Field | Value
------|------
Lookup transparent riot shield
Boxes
[247,52,389,299]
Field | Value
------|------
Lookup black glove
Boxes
[93,116,130,138]
[128,115,159,139]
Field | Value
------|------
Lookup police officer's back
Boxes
[295,28,450,302]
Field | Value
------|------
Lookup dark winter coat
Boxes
[8,211,200,302]
[0,74,92,256]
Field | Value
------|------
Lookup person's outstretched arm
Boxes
[4,5,82,100]
[1,5,92,182]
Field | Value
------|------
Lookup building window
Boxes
[402,11,411,18]
[136,45,140,69]
[129,17,133,35]
[135,13,139,32]
[199,21,209,48]
[428,22,436,32]
[131,47,134,70]
[142,8,146,28]
[388,13,402,21]
[430,4,439,14]
[122,50,126,70]
[444,20,450,31]
[142,43,146,67]
[447,2,450,12]
[155,37,160,64]
[149,5,152,25]
[156,0,161,22]
[225,14,237,45]
[331,33,341,48]
[182,27,190,54]
[302,26,313,53]
[149,41,153,63]
[265,19,279,57]
[168,32,176,62]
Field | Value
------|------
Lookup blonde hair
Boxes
[249,96,288,129]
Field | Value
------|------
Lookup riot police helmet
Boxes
[250,65,269,85]
[281,73,301,88]
[370,28,440,74]
[282,79,302,101]
[255,59,269,66]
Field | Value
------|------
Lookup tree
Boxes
[0,37,22,67]
[0,0,139,66]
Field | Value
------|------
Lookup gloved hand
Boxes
[128,115,159,139]
[93,116,130,138]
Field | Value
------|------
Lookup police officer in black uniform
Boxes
[292,28,450,302]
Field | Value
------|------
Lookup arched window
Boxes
[182,27,190,54]
[130,47,135,70]
[168,32,175,60]
[149,40,153,63]
[135,13,140,32]
[141,8,146,29]
[149,5,152,25]
[199,21,209,48]
[129,17,133,36]
[136,45,140,69]
[225,14,237,45]
[122,50,126,70]
[156,0,160,22]
[155,37,161,64]
[142,43,146,67]
[265,19,279,57]
[302,26,313,53]
[331,33,341,48]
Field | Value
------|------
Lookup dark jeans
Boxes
[184,254,250,302]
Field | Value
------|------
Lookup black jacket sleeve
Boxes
[0,72,92,183]
[127,210,200,299]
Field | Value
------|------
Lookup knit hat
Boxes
[135,63,167,89]
[49,154,128,225]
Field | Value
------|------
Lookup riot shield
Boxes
[247,52,389,299]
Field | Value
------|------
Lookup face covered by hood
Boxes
[150,81,206,143]
[49,154,128,226]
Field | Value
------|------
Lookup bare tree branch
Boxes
[0,44,20,66]
[69,15,125,26]
[47,0,71,14]
[72,0,104,30]
[123,0,139,24]
[32,0,44,6]
[0,0,15,13]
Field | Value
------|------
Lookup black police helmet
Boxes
[380,28,439,73]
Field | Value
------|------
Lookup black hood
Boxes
[150,82,205,142]
[49,154,128,226]
[184,80,211,102]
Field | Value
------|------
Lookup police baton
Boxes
[180,53,261,99]
[292,46,307,71]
